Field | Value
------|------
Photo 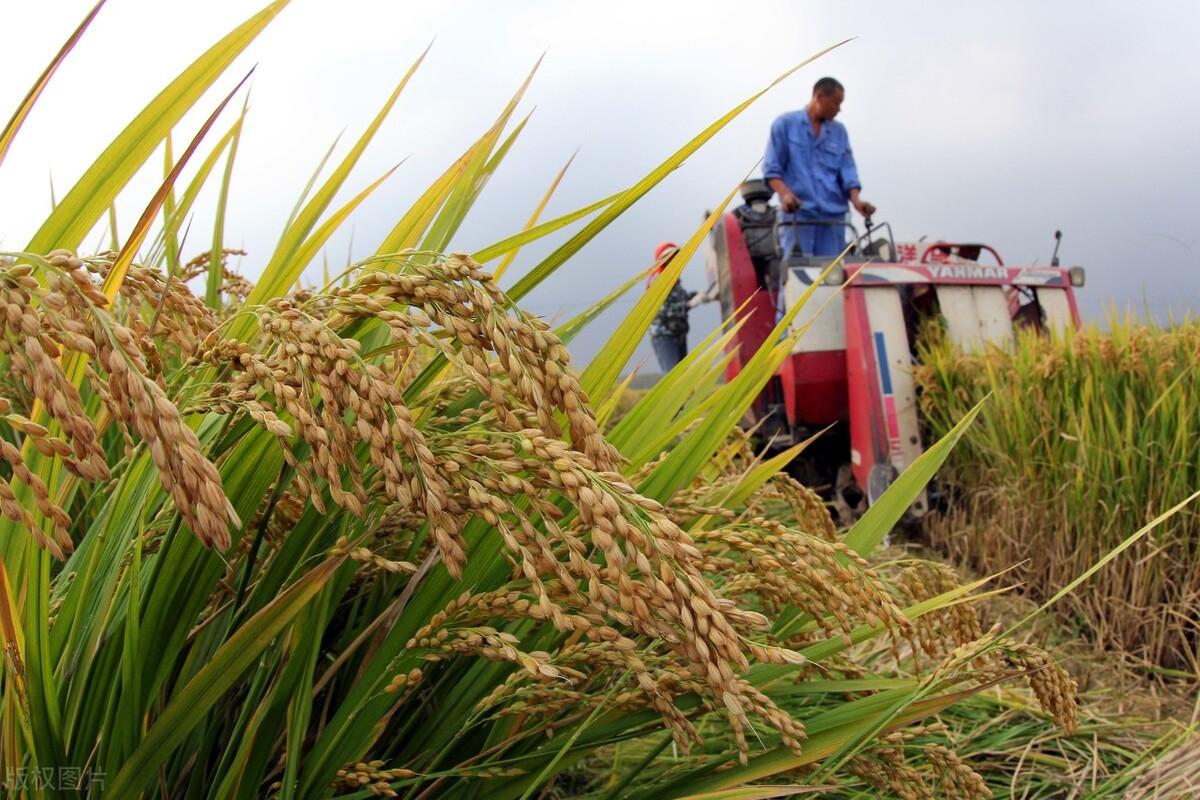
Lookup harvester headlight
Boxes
[1068,265,1086,287]
[826,264,846,286]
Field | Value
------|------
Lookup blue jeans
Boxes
[651,333,687,373]
[778,217,847,258]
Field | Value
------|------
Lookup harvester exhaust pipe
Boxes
[1050,229,1063,267]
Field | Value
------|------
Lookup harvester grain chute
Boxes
[705,179,1085,519]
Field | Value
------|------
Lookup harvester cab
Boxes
[705,179,1085,519]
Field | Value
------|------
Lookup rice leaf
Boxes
[0,1,105,170]
[25,0,290,254]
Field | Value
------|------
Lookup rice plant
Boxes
[0,3,1107,798]
[917,315,1200,671]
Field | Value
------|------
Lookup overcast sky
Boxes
[4,1,1199,368]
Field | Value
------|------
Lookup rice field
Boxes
[0,3,1196,799]
[917,317,1200,672]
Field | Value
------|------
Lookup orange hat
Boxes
[647,242,679,287]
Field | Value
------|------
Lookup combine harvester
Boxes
[705,180,1086,519]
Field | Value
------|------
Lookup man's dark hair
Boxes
[812,76,844,96]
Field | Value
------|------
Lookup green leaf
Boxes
[373,143,477,258]
[655,689,975,796]
[25,0,289,254]
[417,56,542,256]
[107,202,119,251]
[716,429,825,509]
[207,93,249,306]
[102,69,253,303]
[105,553,347,799]
[675,787,837,800]
[237,43,428,321]
[505,40,850,304]
[470,189,622,265]
[555,262,654,346]
[420,108,532,254]
[491,149,576,283]
[160,133,180,273]
[146,116,243,270]
[0,1,104,170]
[579,179,740,401]
[283,163,403,291]
[607,323,741,463]
[842,398,986,557]
[635,256,845,502]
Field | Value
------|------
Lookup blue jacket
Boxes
[762,111,861,220]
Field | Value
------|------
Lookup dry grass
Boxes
[1124,736,1200,799]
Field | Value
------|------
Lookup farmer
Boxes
[763,76,876,258]
[647,242,715,373]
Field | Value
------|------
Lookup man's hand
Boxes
[852,197,876,218]
[848,188,875,218]
[767,178,801,213]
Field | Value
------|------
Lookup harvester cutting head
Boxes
[706,181,1085,518]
